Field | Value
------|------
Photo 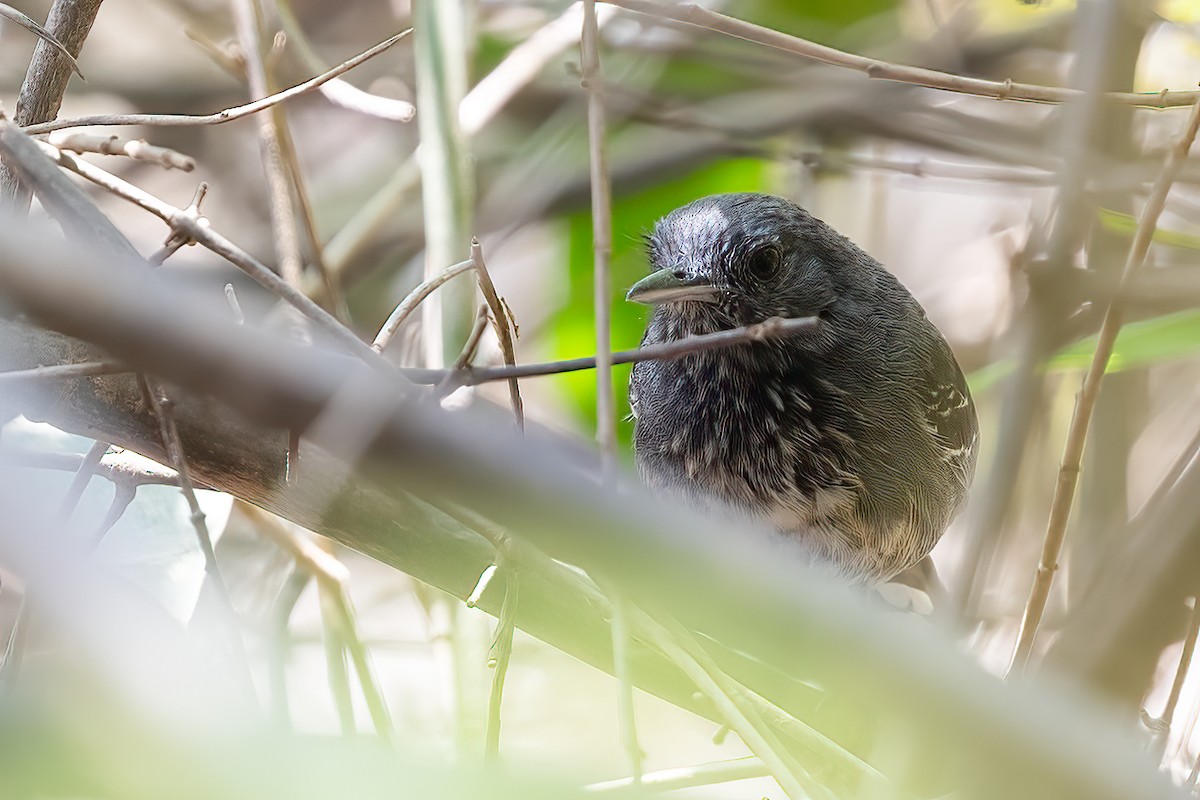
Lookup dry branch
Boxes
[20,30,412,135]
[603,0,1200,109]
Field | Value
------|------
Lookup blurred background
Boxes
[3,0,1200,797]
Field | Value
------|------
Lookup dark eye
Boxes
[747,245,781,280]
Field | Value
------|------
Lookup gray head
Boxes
[628,193,909,344]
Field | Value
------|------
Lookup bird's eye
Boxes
[747,245,781,280]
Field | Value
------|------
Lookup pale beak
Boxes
[626,267,719,305]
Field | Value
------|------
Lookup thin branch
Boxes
[20,30,413,135]
[0,360,128,382]
[371,259,475,354]
[85,482,136,550]
[582,0,617,483]
[586,756,767,793]
[413,0,474,366]
[610,590,644,782]
[144,379,252,687]
[470,239,523,430]
[484,563,519,762]
[601,0,1200,109]
[0,448,182,488]
[55,439,108,526]
[436,305,490,397]
[421,315,820,387]
[231,0,305,290]
[47,132,195,171]
[37,143,386,368]
[1155,601,1200,742]
[1009,95,1200,675]
[634,610,823,800]
[242,504,393,742]
[320,1,619,287]
[0,4,84,79]
[0,0,101,209]
[274,0,415,122]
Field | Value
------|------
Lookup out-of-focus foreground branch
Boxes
[0,215,1187,800]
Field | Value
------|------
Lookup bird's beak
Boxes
[626,267,719,305]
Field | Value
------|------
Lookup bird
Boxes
[627,193,978,584]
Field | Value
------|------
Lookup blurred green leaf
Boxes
[1097,207,1200,251]
[554,158,773,458]
[968,308,1200,392]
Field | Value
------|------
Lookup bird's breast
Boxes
[630,348,860,526]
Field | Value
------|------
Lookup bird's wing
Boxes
[920,328,978,486]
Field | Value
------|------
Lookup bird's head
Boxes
[628,193,850,333]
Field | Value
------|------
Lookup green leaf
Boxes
[1097,207,1200,251]
[968,308,1200,392]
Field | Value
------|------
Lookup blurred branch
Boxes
[274,0,415,122]
[957,0,1129,612]
[7,130,383,367]
[0,228,1189,799]
[20,30,412,135]
[587,755,767,792]
[243,504,394,742]
[413,0,473,366]
[144,377,252,687]
[321,1,619,288]
[0,360,127,382]
[1009,95,1200,675]
[601,0,1200,109]
[582,0,616,482]
[484,561,518,762]
[231,0,305,290]
[0,0,101,210]
[47,132,195,171]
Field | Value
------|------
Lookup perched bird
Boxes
[627,193,978,583]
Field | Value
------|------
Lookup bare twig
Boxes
[321,1,619,287]
[470,239,523,430]
[0,4,84,79]
[274,0,415,122]
[144,379,251,686]
[0,448,181,488]
[47,132,194,171]
[1147,600,1200,755]
[420,315,820,387]
[0,360,128,382]
[55,439,109,526]
[582,0,617,483]
[602,0,1200,109]
[20,30,412,135]
[35,144,385,368]
[610,590,644,782]
[242,504,393,742]
[484,563,519,762]
[0,0,101,209]
[85,482,136,549]
[371,259,475,354]
[634,610,822,800]
[586,756,767,792]
[231,0,305,290]
[1009,96,1200,675]
[414,0,474,366]
[437,305,489,397]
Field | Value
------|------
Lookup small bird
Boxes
[627,193,978,584]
